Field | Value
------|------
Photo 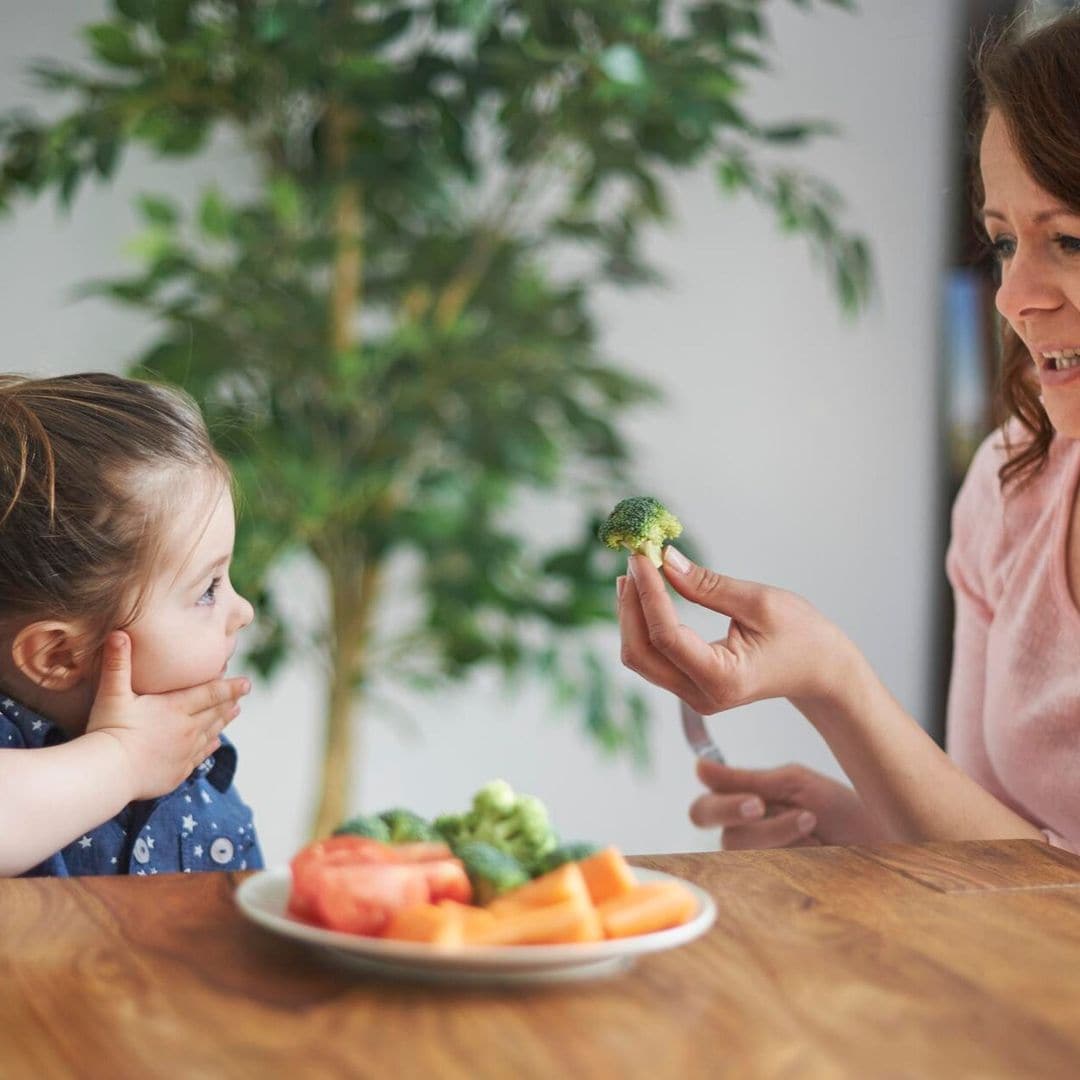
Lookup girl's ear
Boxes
[10,622,93,691]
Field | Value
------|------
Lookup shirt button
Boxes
[210,837,235,865]
[133,837,151,864]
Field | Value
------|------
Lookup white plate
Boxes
[235,865,717,986]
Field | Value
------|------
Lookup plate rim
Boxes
[235,863,717,971]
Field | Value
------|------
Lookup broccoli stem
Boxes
[638,540,664,567]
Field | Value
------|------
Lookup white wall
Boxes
[0,1,959,863]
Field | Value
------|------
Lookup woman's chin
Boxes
[1043,397,1080,440]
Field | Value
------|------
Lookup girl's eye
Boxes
[1057,234,1080,254]
[198,576,222,606]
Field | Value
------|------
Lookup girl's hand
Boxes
[617,549,859,716]
[85,632,251,801]
[690,758,885,849]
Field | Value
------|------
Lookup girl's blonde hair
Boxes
[970,8,1080,487]
[0,372,229,656]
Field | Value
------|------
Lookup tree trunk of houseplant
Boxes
[309,97,369,839]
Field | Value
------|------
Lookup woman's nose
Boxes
[995,245,1064,325]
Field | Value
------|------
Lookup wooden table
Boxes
[4,841,1080,1078]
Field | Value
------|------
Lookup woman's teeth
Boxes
[1042,349,1080,371]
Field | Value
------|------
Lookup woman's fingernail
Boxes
[616,575,627,599]
[797,811,817,834]
[626,556,637,579]
[664,546,691,574]
[740,798,765,819]
[241,678,251,694]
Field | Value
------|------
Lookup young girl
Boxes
[0,372,260,876]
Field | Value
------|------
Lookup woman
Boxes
[618,10,1080,852]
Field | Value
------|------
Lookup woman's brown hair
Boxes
[970,8,1080,488]
[0,372,229,662]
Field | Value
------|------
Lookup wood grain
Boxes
[2,841,1079,1078]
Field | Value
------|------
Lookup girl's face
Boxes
[980,109,1080,437]
[122,474,254,696]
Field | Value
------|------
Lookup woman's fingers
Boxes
[720,807,819,850]
[661,547,769,625]
[689,790,769,828]
[618,568,716,712]
[622,556,739,707]
[695,757,805,803]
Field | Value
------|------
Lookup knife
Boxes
[679,699,726,765]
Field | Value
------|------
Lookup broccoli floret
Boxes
[433,812,468,847]
[471,779,516,817]
[433,780,558,870]
[453,840,529,905]
[378,807,440,843]
[332,814,391,842]
[598,496,683,568]
[533,841,603,876]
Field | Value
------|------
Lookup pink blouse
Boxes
[946,422,1080,851]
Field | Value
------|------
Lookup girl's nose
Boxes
[230,593,255,634]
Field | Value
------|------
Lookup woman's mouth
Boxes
[1037,348,1080,387]
[1040,348,1080,372]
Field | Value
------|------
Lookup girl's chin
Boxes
[131,669,227,695]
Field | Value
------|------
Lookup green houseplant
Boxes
[0,0,870,837]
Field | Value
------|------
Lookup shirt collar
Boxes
[0,695,58,747]
[197,735,238,793]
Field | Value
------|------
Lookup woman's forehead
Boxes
[979,110,1062,218]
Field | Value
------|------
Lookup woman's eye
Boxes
[198,576,222,606]
[990,236,1015,261]
[1057,234,1080,254]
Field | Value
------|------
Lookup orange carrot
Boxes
[577,846,638,905]
[596,882,697,939]
[382,903,462,946]
[486,862,590,915]
[473,895,603,946]
[437,899,497,943]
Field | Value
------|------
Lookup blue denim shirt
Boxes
[0,695,264,877]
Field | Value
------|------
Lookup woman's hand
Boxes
[85,632,250,801]
[617,548,859,716]
[690,758,885,849]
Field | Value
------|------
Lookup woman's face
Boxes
[980,109,1080,437]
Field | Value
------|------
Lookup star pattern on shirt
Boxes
[0,700,262,875]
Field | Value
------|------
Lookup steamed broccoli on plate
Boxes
[598,496,683,568]
[378,807,440,843]
[332,813,391,842]
[452,840,530,905]
[434,779,558,873]
[533,841,603,876]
